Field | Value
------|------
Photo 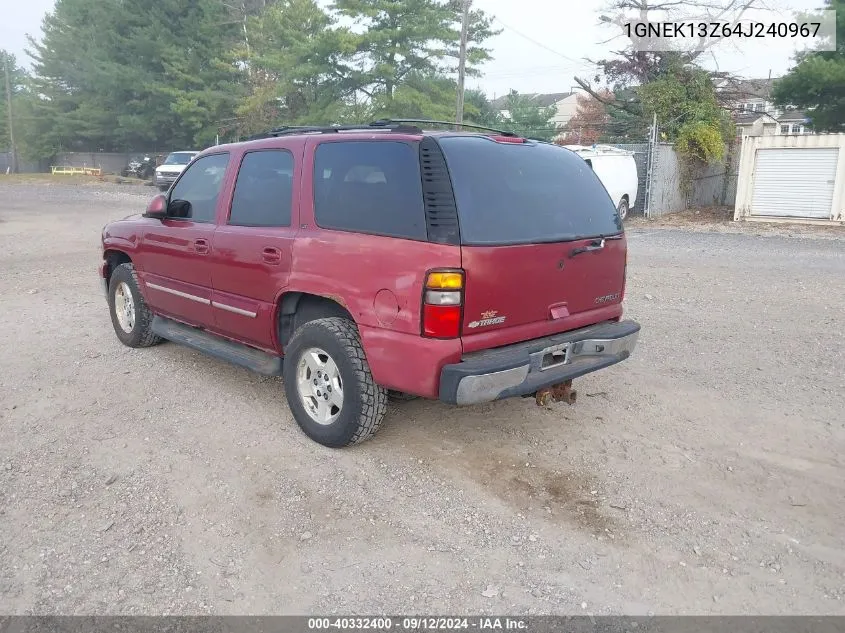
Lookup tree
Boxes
[463,88,505,129]
[25,0,246,155]
[0,51,28,154]
[638,64,732,162]
[500,91,558,141]
[559,91,612,145]
[236,0,356,134]
[332,0,496,107]
[576,1,768,118]
[772,0,845,132]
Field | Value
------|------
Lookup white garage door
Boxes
[750,147,838,218]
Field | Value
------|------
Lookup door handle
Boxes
[194,238,210,255]
[262,247,281,264]
[569,238,606,258]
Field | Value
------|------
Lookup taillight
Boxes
[422,269,464,338]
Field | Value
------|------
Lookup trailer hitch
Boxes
[535,380,577,406]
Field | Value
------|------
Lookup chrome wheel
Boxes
[113,281,135,333]
[618,199,629,220]
[296,347,344,425]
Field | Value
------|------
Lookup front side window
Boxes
[313,141,426,240]
[229,150,294,227]
[169,153,229,223]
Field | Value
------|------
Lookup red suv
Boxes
[99,120,640,447]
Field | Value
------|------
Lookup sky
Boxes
[0,0,826,98]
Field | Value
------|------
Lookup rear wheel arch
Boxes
[277,292,355,350]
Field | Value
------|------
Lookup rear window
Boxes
[438,137,622,245]
[313,141,427,240]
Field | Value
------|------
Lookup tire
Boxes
[282,317,387,448]
[617,198,629,221]
[107,262,162,348]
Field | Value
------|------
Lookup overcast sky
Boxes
[0,0,825,98]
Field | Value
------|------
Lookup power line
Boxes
[492,17,588,66]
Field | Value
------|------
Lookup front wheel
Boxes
[617,198,630,221]
[108,263,162,348]
[282,317,387,447]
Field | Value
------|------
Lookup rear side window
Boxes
[313,141,427,240]
[229,150,294,227]
[438,137,622,245]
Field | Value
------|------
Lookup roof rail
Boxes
[374,118,517,137]
[249,121,423,140]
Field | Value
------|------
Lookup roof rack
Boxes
[249,121,424,140]
[249,119,519,140]
[374,118,518,137]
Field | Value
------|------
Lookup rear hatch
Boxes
[437,136,626,351]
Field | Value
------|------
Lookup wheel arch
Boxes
[103,249,133,284]
[276,291,355,352]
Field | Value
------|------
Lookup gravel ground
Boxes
[1,182,844,616]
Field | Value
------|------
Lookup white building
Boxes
[716,77,813,138]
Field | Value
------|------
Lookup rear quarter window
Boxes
[313,141,427,240]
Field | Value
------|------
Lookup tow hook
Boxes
[535,380,577,406]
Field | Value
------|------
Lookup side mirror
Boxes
[167,199,192,219]
[144,193,167,219]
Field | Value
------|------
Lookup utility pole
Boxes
[4,55,18,174]
[455,0,470,127]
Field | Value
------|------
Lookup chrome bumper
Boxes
[439,320,640,406]
[154,174,179,187]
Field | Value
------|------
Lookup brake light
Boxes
[422,269,464,338]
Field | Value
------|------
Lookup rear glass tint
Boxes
[438,137,622,245]
[313,141,427,240]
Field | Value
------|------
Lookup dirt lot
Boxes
[1,181,844,616]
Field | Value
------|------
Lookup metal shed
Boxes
[734,134,845,224]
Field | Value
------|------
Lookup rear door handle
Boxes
[194,238,210,255]
[262,246,281,264]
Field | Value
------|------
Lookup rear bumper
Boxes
[439,319,640,405]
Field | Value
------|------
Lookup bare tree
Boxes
[574,0,770,110]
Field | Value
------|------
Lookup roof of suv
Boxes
[207,120,527,153]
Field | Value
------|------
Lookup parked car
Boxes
[564,145,639,220]
[154,151,199,191]
[99,121,640,448]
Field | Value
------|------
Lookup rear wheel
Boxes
[617,198,629,221]
[283,317,387,447]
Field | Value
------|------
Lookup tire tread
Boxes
[288,317,387,446]
[111,262,162,348]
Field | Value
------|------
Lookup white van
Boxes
[564,145,639,220]
[154,150,200,191]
